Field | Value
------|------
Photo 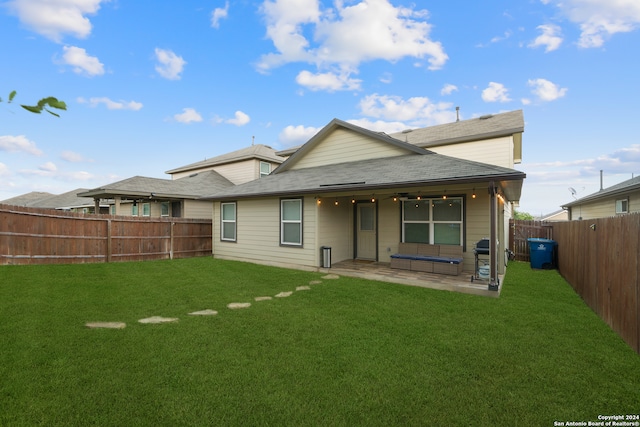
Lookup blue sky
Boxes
[1,0,639,216]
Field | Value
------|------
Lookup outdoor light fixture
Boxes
[317,198,322,205]
[472,188,476,199]
[351,197,356,204]
[443,190,447,200]
[334,199,339,206]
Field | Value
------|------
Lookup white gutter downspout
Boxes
[488,182,499,291]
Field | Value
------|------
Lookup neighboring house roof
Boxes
[0,189,98,209]
[388,110,524,148]
[203,152,525,201]
[79,170,234,200]
[0,191,54,206]
[562,175,640,208]
[275,110,524,157]
[165,144,285,175]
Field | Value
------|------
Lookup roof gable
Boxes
[274,118,429,174]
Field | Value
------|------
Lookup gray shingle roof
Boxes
[562,175,640,208]
[1,191,54,206]
[203,152,525,201]
[165,144,285,175]
[79,170,234,199]
[389,110,524,148]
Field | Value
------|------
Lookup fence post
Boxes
[106,219,112,263]
[170,222,174,260]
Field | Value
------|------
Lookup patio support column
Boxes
[488,182,499,291]
[94,198,100,214]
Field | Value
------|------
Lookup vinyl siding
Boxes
[316,198,353,264]
[183,200,213,219]
[427,136,515,169]
[289,128,412,170]
[212,197,318,269]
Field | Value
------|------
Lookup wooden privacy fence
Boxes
[551,214,640,354]
[0,204,212,265]
[509,219,554,261]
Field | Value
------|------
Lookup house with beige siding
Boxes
[78,144,285,218]
[203,111,526,290]
[562,175,640,220]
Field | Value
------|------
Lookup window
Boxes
[161,202,170,217]
[616,198,629,214]
[142,203,151,217]
[402,197,463,245]
[110,205,116,215]
[281,198,302,246]
[221,202,237,241]
[260,161,271,178]
[132,204,138,216]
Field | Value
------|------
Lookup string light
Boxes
[472,188,476,199]
[334,199,339,206]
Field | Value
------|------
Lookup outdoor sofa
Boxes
[390,242,464,276]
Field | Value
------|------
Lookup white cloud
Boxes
[61,150,93,162]
[346,118,409,134]
[0,163,10,176]
[60,46,104,76]
[154,48,186,80]
[296,70,361,92]
[358,94,453,123]
[258,0,447,90]
[481,82,511,103]
[0,135,44,156]
[529,24,563,52]
[278,124,321,146]
[545,0,640,48]
[440,83,458,96]
[527,78,567,102]
[211,2,229,28]
[225,111,250,126]
[174,108,203,124]
[77,97,143,110]
[5,0,105,42]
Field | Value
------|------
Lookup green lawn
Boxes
[1,258,638,426]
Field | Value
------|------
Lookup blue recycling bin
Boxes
[527,238,557,269]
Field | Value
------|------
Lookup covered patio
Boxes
[326,259,503,298]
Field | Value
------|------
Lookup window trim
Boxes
[160,202,170,217]
[615,198,629,214]
[132,204,139,217]
[220,201,237,242]
[260,161,271,178]
[280,197,303,247]
[142,202,151,217]
[401,196,464,246]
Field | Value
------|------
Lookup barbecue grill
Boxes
[471,238,490,282]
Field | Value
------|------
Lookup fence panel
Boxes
[0,204,212,265]
[551,214,640,354]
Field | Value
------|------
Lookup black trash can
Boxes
[321,246,331,268]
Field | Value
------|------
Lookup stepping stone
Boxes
[296,286,311,291]
[138,316,179,324]
[322,274,340,280]
[274,291,293,298]
[254,296,273,301]
[309,280,322,285]
[86,322,126,329]
[227,302,251,309]
[188,309,218,316]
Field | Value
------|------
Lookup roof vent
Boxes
[189,173,199,178]
[401,129,413,134]
[479,114,493,120]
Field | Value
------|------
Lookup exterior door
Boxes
[357,203,377,260]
